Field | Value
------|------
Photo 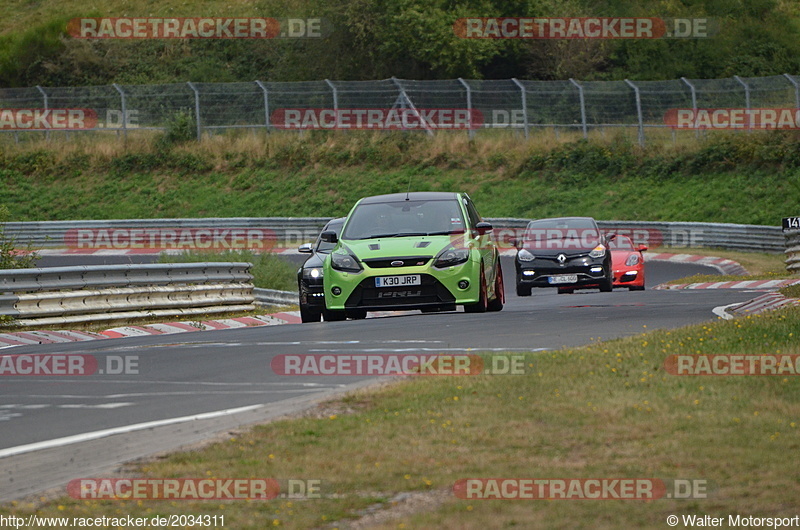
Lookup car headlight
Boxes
[625,254,640,266]
[433,246,470,268]
[588,245,606,259]
[517,249,535,262]
[330,248,363,273]
[303,267,323,279]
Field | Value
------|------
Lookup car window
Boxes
[609,235,634,250]
[524,218,600,248]
[341,199,465,240]
[316,220,344,252]
[462,197,481,228]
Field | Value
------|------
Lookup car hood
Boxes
[521,242,601,256]
[611,249,638,267]
[339,235,456,259]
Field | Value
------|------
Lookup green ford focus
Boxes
[319,192,504,320]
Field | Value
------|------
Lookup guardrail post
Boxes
[624,79,645,147]
[112,83,127,142]
[458,77,474,140]
[511,78,529,139]
[569,78,587,139]
[255,80,270,133]
[35,86,50,142]
[187,82,202,141]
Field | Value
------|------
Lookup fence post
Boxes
[733,75,751,131]
[784,74,800,110]
[391,77,434,137]
[255,80,270,133]
[624,79,644,147]
[112,83,127,142]
[35,86,49,142]
[680,77,699,139]
[187,82,202,141]
[324,79,338,113]
[511,78,529,139]
[569,78,587,139]
[458,77,474,140]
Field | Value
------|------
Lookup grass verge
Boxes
[3,307,799,528]
[158,250,298,291]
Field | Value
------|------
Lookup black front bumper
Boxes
[516,256,609,288]
[343,274,456,311]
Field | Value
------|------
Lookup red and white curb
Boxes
[713,293,800,320]
[645,253,748,276]
[655,279,800,290]
[0,312,301,348]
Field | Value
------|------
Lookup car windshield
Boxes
[316,220,344,253]
[523,218,600,249]
[609,235,634,250]
[341,199,466,240]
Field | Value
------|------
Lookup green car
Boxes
[319,192,504,320]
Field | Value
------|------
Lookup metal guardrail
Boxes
[253,288,299,307]
[2,218,787,253]
[784,230,800,274]
[0,262,254,326]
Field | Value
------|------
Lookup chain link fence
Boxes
[2,74,800,145]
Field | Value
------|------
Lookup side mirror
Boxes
[638,244,648,252]
[475,221,493,235]
[320,231,338,243]
[298,243,313,253]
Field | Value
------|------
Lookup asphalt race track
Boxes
[0,255,760,502]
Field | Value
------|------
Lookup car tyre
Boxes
[300,304,322,323]
[516,283,532,297]
[322,309,347,321]
[599,276,613,292]
[487,262,504,312]
[347,309,368,319]
[464,269,488,313]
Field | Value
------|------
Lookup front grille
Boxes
[361,256,431,269]
[345,275,455,308]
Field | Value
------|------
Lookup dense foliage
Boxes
[1,0,799,87]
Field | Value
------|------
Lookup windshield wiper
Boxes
[355,232,429,239]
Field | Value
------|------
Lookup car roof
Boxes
[357,192,460,204]
[528,216,597,223]
[324,217,346,227]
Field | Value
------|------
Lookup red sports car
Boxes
[608,234,646,290]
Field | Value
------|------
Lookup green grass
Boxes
[4,307,799,528]
[2,131,800,225]
[158,250,298,291]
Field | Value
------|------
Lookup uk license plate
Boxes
[375,275,421,288]
[548,274,578,285]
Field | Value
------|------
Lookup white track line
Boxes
[0,403,262,459]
